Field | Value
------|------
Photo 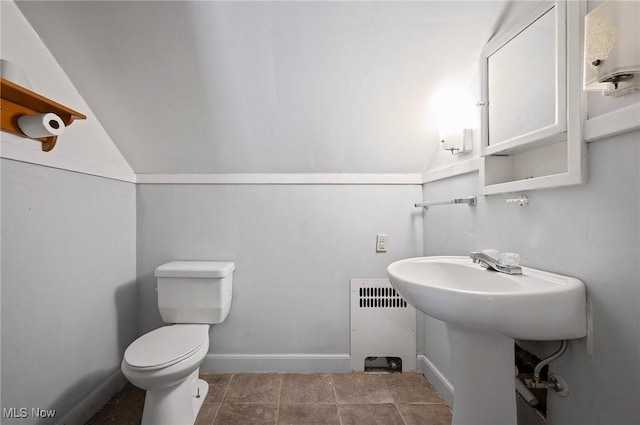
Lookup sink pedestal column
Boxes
[446,323,516,425]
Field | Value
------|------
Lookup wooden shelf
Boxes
[0,77,86,151]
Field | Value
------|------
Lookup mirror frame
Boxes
[478,0,585,195]
[480,0,567,156]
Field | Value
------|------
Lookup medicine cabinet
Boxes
[478,1,585,195]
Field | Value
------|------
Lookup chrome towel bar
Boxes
[415,196,477,209]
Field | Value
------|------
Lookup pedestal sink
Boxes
[387,256,586,425]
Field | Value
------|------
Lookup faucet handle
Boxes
[481,249,499,260]
[499,252,520,267]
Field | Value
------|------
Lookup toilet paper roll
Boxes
[17,113,65,138]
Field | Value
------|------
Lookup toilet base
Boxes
[141,369,209,425]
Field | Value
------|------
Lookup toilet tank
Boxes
[155,261,234,324]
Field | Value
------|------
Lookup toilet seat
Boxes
[123,324,209,371]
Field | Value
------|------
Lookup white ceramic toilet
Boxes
[121,261,234,425]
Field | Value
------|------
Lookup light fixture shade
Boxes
[584,0,640,96]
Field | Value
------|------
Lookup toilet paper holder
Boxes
[1,77,86,152]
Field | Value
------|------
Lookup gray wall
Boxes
[1,160,137,424]
[136,183,422,369]
[420,129,639,424]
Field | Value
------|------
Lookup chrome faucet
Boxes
[470,251,522,275]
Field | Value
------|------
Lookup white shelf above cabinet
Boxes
[481,140,584,195]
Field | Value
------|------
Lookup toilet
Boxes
[121,261,234,425]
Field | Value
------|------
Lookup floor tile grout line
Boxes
[210,373,233,425]
[219,374,233,403]
[273,402,340,405]
[217,402,280,405]
[275,373,283,425]
[401,401,447,405]
[330,374,345,425]
[329,373,338,402]
[394,403,410,425]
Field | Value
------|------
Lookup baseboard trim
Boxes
[201,353,352,374]
[54,369,127,425]
[417,354,454,408]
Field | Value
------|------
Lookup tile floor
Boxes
[87,372,452,425]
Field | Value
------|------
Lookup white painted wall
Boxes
[1,2,137,423]
[137,183,423,371]
[0,157,3,421]
[0,0,134,182]
[1,160,137,424]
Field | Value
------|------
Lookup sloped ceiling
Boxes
[17,1,507,174]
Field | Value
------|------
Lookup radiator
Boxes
[350,279,416,372]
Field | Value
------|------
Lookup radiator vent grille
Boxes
[358,287,408,308]
[350,279,416,372]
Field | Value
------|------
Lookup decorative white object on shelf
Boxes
[0,59,31,89]
[584,0,640,96]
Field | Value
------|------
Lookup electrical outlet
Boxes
[376,234,388,252]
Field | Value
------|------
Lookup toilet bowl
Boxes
[121,261,234,425]
[122,324,210,425]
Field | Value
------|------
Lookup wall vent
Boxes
[350,279,416,372]
[358,286,408,308]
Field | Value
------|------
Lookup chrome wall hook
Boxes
[506,194,529,207]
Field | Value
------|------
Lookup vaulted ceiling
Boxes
[17,1,509,174]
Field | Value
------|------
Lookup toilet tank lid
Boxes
[155,261,235,278]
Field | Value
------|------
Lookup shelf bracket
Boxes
[0,78,86,152]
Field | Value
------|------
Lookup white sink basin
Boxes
[387,256,587,425]
[387,256,586,340]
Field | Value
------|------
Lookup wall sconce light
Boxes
[440,128,472,155]
[584,0,640,97]
[431,87,474,155]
